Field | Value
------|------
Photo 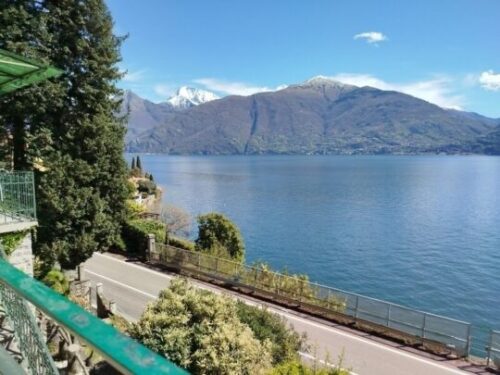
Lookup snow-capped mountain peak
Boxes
[167,86,219,109]
[303,75,352,87]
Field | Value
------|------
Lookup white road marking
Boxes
[85,269,158,299]
[89,253,468,374]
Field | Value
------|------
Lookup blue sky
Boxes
[107,0,500,118]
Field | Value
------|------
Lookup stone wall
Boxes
[8,232,34,277]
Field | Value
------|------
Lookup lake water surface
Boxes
[133,155,500,336]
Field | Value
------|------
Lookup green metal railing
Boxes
[0,247,187,374]
[0,171,37,225]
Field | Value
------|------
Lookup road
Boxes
[84,252,469,375]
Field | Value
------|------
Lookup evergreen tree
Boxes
[136,155,142,170]
[149,173,154,181]
[0,0,129,270]
[131,156,136,170]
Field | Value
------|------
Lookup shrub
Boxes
[236,301,306,366]
[130,278,272,374]
[42,269,70,295]
[168,236,195,251]
[125,200,145,219]
[195,213,245,262]
[269,359,349,375]
[137,179,156,195]
[122,219,166,255]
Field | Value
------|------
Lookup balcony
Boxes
[0,248,187,374]
[0,171,38,234]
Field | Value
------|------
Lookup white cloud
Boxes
[330,73,464,109]
[479,70,500,91]
[354,31,387,44]
[153,84,176,98]
[193,78,285,96]
[122,69,147,83]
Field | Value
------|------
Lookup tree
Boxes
[149,173,154,182]
[161,204,191,238]
[130,278,272,374]
[195,213,245,262]
[136,155,142,170]
[0,0,129,270]
[131,156,136,170]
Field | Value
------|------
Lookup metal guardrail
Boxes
[0,171,37,225]
[0,249,187,374]
[153,243,473,358]
[487,330,500,369]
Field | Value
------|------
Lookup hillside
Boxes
[125,77,500,155]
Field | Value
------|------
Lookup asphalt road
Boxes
[84,252,469,375]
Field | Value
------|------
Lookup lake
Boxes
[131,154,500,339]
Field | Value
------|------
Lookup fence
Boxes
[0,171,37,225]
[152,243,472,358]
[487,330,500,370]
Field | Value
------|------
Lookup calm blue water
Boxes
[132,155,500,332]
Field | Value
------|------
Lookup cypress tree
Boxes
[136,155,142,171]
[149,174,154,182]
[1,0,129,270]
[131,156,136,170]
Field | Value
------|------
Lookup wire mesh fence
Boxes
[487,330,500,370]
[153,243,472,357]
[0,171,36,225]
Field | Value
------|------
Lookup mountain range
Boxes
[123,77,500,155]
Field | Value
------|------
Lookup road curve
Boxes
[84,253,469,375]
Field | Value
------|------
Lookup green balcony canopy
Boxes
[0,48,62,95]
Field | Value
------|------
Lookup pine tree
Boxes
[131,156,136,170]
[1,0,129,270]
[136,155,142,171]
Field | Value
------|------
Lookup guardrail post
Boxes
[487,330,493,367]
[147,234,156,261]
[465,324,472,358]
[387,304,392,327]
[422,313,427,340]
[354,295,359,319]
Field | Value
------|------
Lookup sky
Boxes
[107,0,500,118]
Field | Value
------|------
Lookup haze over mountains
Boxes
[123,77,500,155]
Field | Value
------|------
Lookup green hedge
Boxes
[122,219,166,255]
[168,236,195,251]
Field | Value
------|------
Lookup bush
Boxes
[269,359,349,375]
[236,301,306,366]
[42,269,70,295]
[125,200,145,219]
[130,278,272,374]
[122,219,166,255]
[137,179,156,195]
[168,236,195,251]
[195,213,245,262]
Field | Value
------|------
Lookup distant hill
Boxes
[120,87,219,143]
[124,77,500,155]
